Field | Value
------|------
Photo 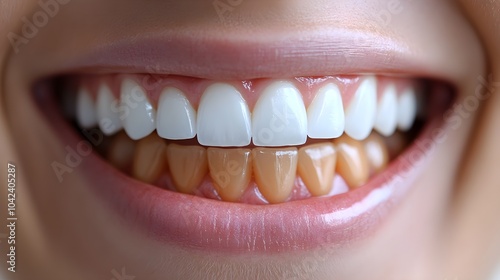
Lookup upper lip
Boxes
[17,28,467,85]
[25,26,463,252]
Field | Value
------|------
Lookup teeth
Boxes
[344,77,377,140]
[374,84,398,137]
[197,83,252,147]
[120,79,156,140]
[307,83,345,139]
[252,81,307,147]
[362,133,389,175]
[132,134,168,184]
[333,135,370,188]
[76,87,97,128]
[106,131,136,172]
[156,88,197,140]
[166,144,208,194]
[252,147,298,204]
[298,143,337,196]
[397,87,417,131]
[207,148,252,202]
[96,83,123,135]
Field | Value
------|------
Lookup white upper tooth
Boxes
[156,88,197,140]
[76,87,97,128]
[374,84,398,137]
[120,78,156,140]
[197,83,251,147]
[307,83,344,139]
[397,87,417,131]
[96,83,122,136]
[252,81,307,146]
[344,76,377,140]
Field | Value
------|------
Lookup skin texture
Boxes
[0,0,499,279]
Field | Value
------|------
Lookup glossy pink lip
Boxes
[38,79,452,253]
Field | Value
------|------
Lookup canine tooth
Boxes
[333,135,370,188]
[207,148,252,202]
[132,134,168,184]
[252,147,298,204]
[363,133,389,174]
[397,87,417,131]
[96,84,123,135]
[197,83,251,147]
[307,83,345,139]
[76,88,97,128]
[298,143,337,196]
[166,144,208,194]
[120,78,156,140]
[374,84,398,137]
[107,131,136,172]
[252,81,307,146]
[156,88,197,140]
[344,77,377,140]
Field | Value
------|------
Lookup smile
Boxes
[32,33,455,252]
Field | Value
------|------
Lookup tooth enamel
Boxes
[307,83,345,139]
[132,134,168,184]
[166,144,208,194]
[197,83,252,147]
[96,84,123,135]
[156,88,197,140]
[252,147,298,204]
[363,133,389,174]
[344,77,377,140]
[106,131,136,172]
[76,87,98,128]
[298,143,337,196]
[207,148,252,202]
[120,79,156,140]
[397,87,417,131]
[333,135,370,188]
[252,81,307,146]
[374,84,398,137]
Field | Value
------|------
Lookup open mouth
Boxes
[35,69,453,252]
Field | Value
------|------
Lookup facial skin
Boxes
[0,0,499,279]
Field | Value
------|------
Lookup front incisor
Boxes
[207,148,252,202]
[132,134,167,183]
[252,147,298,204]
[166,144,208,194]
[298,143,337,196]
[333,135,370,188]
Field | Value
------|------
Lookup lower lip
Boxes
[39,82,449,253]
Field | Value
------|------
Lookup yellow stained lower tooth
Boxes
[207,148,252,202]
[107,131,136,172]
[166,144,208,194]
[298,143,337,196]
[252,147,298,204]
[363,133,389,175]
[333,135,370,188]
[132,134,168,183]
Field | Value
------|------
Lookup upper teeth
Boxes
[75,76,418,146]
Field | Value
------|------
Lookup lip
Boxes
[26,27,459,253]
[37,75,452,253]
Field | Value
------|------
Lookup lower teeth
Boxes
[91,129,412,204]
